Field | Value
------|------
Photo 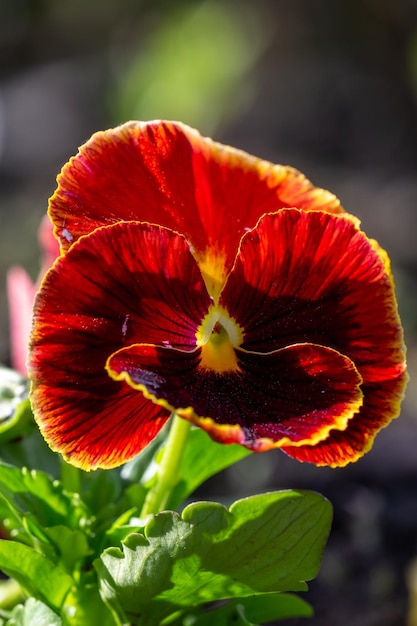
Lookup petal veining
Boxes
[281,373,407,466]
[27,120,407,469]
[49,120,346,294]
[107,342,363,449]
[221,209,404,381]
[219,208,407,464]
[28,221,210,469]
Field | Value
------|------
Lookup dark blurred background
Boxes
[1,1,417,624]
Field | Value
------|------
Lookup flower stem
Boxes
[140,413,191,517]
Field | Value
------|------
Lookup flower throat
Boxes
[196,306,243,373]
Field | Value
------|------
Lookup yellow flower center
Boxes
[196,306,243,373]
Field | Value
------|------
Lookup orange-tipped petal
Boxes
[107,341,363,450]
[28,221,211,469]
[281,373,407,467]
[49,120,345,297]
[220,209,407,465]
[28,121,407,469]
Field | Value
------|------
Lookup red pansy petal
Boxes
[49,120,344,292]
[281,373,408,467]
[107,342,363,449]
[222,209,405,381]
[28,221,210,469]
[220,208,406,465]
[31,375,168,471]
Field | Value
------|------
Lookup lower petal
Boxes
[107,342,363,449]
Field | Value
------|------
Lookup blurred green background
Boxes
[1,1,417,624]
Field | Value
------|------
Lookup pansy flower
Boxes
[28,121,407,470]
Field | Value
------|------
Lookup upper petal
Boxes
[28,221,210,469]
[49,120,345,293]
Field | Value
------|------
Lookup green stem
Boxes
[140,414,191,517]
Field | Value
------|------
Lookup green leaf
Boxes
[96,490,332,626]
[0,429,60,479]
[62,576,117,626]
[0,368,34,444]
[241,593,313,623]
[0,462,96,576]
[43,526,91,573]
[0,401,35,445]
[81,468,122,515]
[166,427,251,510]
[8,598,62,626]
[175,593,312,625]
[0,461,90,536]
[0,540,72,611]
